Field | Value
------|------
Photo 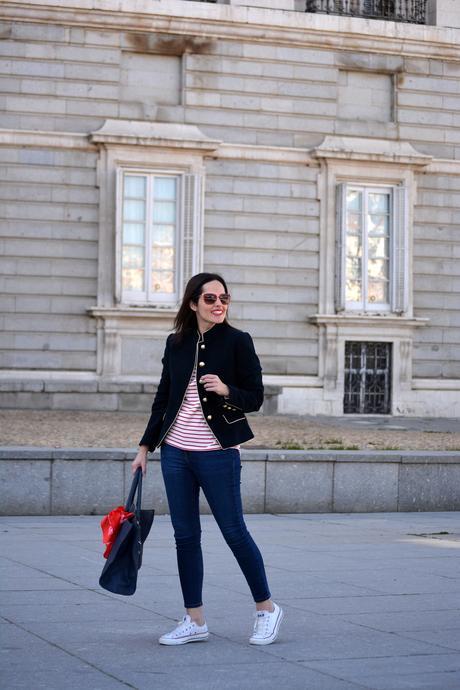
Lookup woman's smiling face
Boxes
[190,279,230,332]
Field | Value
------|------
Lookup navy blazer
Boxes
[139,322,264,451]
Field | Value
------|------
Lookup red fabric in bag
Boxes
[101,506,134,558]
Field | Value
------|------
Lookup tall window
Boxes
[336,183,407,314]
[120,171,179,304]
[344,186,390,310]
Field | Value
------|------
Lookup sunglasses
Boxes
[201,292,231,305]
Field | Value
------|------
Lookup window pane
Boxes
[123,223,145,245]
[368,193,389,214]
[123,199,145,222]
[368,280,388,303]
[346,256,362,281]
[368,214,389,235]
[124,175,146,199]
[368,259,388,280]
[122,245,144,269]
[151,271,174,293]
[368,236,389,259]
[122,268,144,291]
[121,171,179,301]
[346,279,361,302]
[346,212,361,233]
[346,189,362,211]
[152,246,174,271]
[153,201,176,224]
[154,177,176,200]
[152,224,175,246]
[346,234,362,258]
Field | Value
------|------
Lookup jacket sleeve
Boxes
[225,331,264,413]
[139,335,171,451]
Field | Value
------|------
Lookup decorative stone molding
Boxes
[310,313,429,381]
[2,1,459,61]
[3,128,460,174]
[312,136,432,168]
[309,314,430,414]
[88,120,220,376]
[90,120,221,153]
[310,136,432,414]
[313,137,431,319]
[87,307,176,377]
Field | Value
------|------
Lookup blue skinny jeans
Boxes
[160,443,271,608]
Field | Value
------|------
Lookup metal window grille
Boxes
[305,0,426,23]
[343,341,392,414]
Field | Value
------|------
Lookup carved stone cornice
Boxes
[312,136,432,168]
[90,120,221,153]
[2,0,460,61]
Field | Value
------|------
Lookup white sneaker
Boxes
[159,614,209,646]
[249,602,283,645]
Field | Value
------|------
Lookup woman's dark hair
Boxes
[173,272,229,341]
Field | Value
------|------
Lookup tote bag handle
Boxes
[124,467,143,517]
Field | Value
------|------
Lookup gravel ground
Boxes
[1,410,459,451]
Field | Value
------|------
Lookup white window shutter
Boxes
[181,173,204,291]
[391,184,408,314]
[335,182,347,312]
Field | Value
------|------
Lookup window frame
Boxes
[338,182,393,313]
[336,180,408,315]
[116,167,182,306]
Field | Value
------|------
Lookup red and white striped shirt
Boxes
[164,365,224,451]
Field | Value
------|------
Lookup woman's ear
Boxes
[190,300,197,312]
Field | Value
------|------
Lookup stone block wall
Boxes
[0,144,98,370]
[0,0,459,413]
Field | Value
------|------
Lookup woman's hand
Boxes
[132,446,149,476]
[199,374,230,397]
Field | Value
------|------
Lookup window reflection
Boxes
[122,172,178,298]
[152,271,174,293]
[345,187,391,307]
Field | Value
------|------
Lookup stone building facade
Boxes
[0,0,459,417]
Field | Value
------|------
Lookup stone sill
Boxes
[87,306,178,319]
[310,314,429,328]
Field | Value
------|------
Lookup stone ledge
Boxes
[1,447,459,515]
[0,379,281,413]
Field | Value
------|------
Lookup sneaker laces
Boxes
[171,615,193,637]
[253,610,270,636]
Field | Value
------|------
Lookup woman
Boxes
[132,272,283,646]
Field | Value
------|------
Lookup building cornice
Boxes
[1,128,459,174]
[0,128,96,151]
[312,136,432,168]
[2,0,460,61]
[90,120,221,153]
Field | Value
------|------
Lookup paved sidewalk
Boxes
[1,512,460,690]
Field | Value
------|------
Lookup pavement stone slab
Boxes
[397,628,460,653]
[111,661,366,690]
[0,621,130,689]
[1,512,460,690]
[284,592,459,616]
[338,609,460,634]
[304,654,460,690]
